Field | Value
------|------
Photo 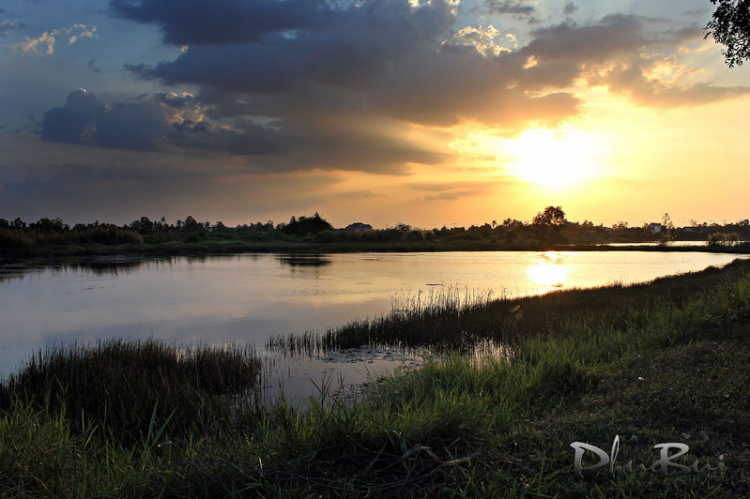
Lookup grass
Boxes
[1,260,750,496]
[291,258,750,353]
[1,339,263,445]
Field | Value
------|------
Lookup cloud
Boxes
[407,181,491,191]
[334,190,385,199]
[423,189,481,201]
[406,180,494,201]
[44,0,740,179]
[0,20,24,36]
[14,24,96,56]
[486,1,535,16]
[588,62,750,107]
[523,16,648,64]
[521,15,750,107]
[563,2,577,16]
[38,88,450,174]
[122,0,578,128]
[39,89,282,154]
[442,24,515,57]
[109,0,335,46]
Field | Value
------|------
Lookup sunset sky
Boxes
[1,0,748,229]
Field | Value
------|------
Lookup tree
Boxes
[282,213,333,236]
[658,213,676,246]
[183,215,202,233]
[705,0,750,67]
[532,206,568,227]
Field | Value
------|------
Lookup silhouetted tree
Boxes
[532,206,568,227]
[282,213,333,236]
[183,215,202,233]
[659,213,677,246]
[30,217,67,232]
[705,0,750,67]
[129,216,155,235]
[532,206,568,246]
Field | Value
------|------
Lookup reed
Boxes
[2,339,263,444]
[314,259,750,353]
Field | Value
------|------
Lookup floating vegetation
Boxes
[314,344,427,367]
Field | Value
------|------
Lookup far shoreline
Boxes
[2,239,750,267]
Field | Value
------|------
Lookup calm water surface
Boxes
[0,251,744,399]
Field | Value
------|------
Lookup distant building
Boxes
[345,222,373,231]
[647,223,662,234]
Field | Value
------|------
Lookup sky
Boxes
[1,0,749,229]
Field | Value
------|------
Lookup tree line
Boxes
[1,207,749,257]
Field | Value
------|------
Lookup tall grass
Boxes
[1,339,263,444]
[300,259,750,354]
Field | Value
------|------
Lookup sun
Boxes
[509,127,598,188]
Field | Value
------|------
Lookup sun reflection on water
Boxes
[526,252,569,288]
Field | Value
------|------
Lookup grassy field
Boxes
[1,260,749,497]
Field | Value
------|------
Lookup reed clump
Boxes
[1,339,263,444]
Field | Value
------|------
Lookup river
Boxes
[0,250,744,400]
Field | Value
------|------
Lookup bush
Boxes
[708,232,741,246]
[74,226,143,245]
[0,228,37,256]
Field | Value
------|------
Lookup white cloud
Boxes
[443,24,514,57]
[15,24,96,56]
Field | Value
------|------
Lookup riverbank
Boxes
[1,260,749,497]
[3,238,750,263]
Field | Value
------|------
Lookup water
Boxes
[0,250,744,400]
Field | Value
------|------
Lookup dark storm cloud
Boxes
[109,0,334,46]
[126,0,456,95]
[123,0,577,127]
[486,1,535,16]
[39,89,282,154]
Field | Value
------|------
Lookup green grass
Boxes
[2,260,750,497]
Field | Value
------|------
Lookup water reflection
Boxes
[0,257,152,282]
[277,254,332,267]
[526,251,569,288]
